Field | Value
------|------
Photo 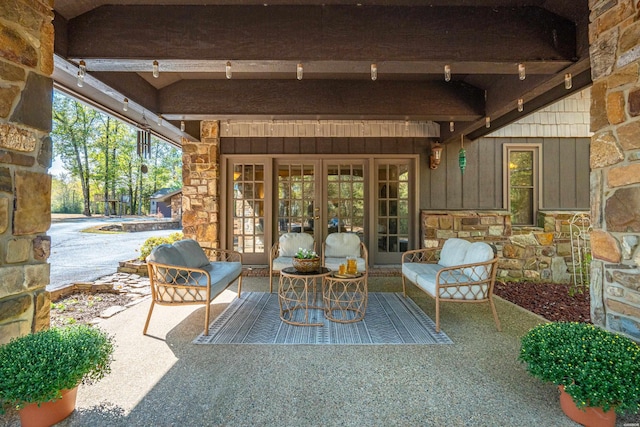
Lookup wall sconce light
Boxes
[430,141,443,170]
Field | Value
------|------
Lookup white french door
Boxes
[224,156,415,266]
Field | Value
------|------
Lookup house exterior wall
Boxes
[421,210,589,283]
[588,0,640,341]
[181,121,220,250]
[0,0,54,343]
[420,136,591,211]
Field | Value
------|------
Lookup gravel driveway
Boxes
[47,216,179,290]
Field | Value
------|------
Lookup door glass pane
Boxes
[232,163,265,254]
[326,164,365,239]
[277,163,316,236]
[377,162,409,253]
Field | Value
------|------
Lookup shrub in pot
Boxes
[520,322,640,425]
[0,325,115,426]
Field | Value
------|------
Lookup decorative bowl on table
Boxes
[292,256,321,273]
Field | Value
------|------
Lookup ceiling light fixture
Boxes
[370,63,377,81]
[444,64,451,82]
[565,73,572,89]
[517,98,524,112]
[485,116,491,128]
[123,98,128,111]
[157,115,162,126]
[180,120,185,132]
[297,63,303,80]
[449,121,455,132]
[76,60,86,87]
[152,60,159,78]
[226,61,232,79]
[518,63,526,80]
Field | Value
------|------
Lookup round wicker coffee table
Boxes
[322,271,368,323]
[278,267,331,326]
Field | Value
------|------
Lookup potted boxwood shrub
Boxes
[520,322,640,427]
[0,325,115,427]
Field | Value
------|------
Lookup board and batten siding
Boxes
[420,137,590,211]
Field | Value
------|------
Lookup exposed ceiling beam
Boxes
[157,80,485,121]
[64,5,577,63]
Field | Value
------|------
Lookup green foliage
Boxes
[520,322,640,415]
[139,232,184,260]
[0,325,114,411]
[295,248,318,259]
[52,90,183,216]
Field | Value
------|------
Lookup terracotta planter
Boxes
[558,386,616,427]
[292,257,321,273]
[19,386,78,427]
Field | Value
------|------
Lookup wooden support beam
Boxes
[157,80,485,121]
[67,5,577,64]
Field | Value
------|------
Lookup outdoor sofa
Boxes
[401,237,501,332]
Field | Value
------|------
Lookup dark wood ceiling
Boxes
[52,0,591,144]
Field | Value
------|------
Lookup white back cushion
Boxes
[324,233,361,258]
[462,242,495,280]
[279,233,314,257]
[439,238,471,267]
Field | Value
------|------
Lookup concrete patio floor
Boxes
[1,276,614,426]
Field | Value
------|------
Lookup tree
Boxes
[51,91,183,217]
[51,172,82,213]
[51,92,99,216]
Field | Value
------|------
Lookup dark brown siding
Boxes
[220,137,429,155]
[421,137,590,211]
[222,136,589,211]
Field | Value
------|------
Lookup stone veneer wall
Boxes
[181,121,220,250]
[0,0,54,343]
[421,211,589,284]
[588,1,640,341]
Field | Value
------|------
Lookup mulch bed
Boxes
[494,281,591,323]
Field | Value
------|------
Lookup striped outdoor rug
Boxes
[193,292,453,345]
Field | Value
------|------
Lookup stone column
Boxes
[589,1,640,340]
[0,0,54,343]
[181,121,220,251]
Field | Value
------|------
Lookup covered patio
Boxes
[27,276,599,426]
[2,0,640,424]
